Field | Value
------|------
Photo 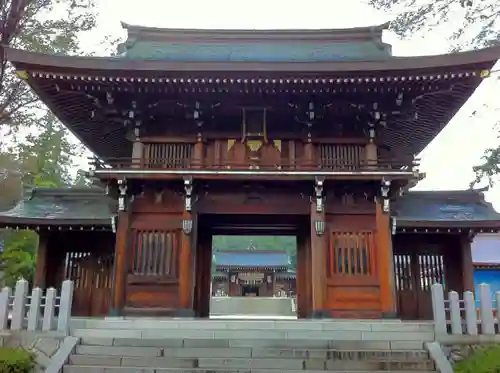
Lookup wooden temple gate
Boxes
[4,23,499,319]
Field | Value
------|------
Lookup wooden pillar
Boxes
[443,237,462,292]
[33,231,49,288]
[192,139,204,168]
[193,229,211,317]
[376,200,397,318]
[296,233,309,318]
[110,211,131,316]
[271,271,276,296]
[460,234,475,292]
[310,202,327,314]
[365,142,378,168]
[303,142,315,168]
[131,141,144,167]
[179,209,193,310]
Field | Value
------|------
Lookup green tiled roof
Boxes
[392,189,500,228]
[0,187,116,227]
[117,23,392,62]
[1,187,498,229]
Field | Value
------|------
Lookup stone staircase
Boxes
[64,319,438,373]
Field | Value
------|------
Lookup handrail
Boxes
[89,156,419,172]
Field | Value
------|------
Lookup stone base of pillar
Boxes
[381,311,399,319]
[172,308,196,318]
[108,308,124,317]
[307,309,333,319]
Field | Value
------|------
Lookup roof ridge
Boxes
[120,21,390,35]
[32,187,108,198]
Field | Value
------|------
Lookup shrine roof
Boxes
[213,250,290,269]
[0,187,116,229]
[4,41,500,159]
[1,187,499,232]
[471,233,500,265]
[392,189,500,229]
[117,22,392,62]
[6,43,500,73]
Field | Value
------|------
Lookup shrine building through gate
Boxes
[1,23,500,319]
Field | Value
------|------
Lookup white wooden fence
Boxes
[0,279,74,333]
[431,283,500,336]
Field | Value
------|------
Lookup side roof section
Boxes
[392,189,500,230]
[0,187,116,229]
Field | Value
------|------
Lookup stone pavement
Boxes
[210,297,296,317]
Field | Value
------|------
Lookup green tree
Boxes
[0,229,37,287]
[1,0,98,132]
[368,0,499,50]
[367,0,500,186]
[0,1,114,285]
[0,112,86,285]
[0,0,100,201]
[17,111,81,187]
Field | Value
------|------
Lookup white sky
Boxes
[74,0,500,208]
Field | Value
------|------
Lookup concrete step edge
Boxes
[73,344,429,354]
[63,366,436,373]
[71,353,433,360]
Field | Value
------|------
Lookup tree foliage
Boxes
[367,0,500,186]
[0,112,89,285]
[1,0,98,133]
[367,0,499,50]
[0,0,102,285]
[0,0,99,204]
[0,230,37,287]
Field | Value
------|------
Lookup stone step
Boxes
[79,336,426,350]
[74,345,432,360]
[68,355,434,371]
[64,367,436,373]
[210,297,295,316]
[71,319,433,333]
[72,327,434,341]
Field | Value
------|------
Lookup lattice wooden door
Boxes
[394,251,445,320]
[65,251,113,317]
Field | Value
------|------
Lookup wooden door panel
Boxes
[326,230,380,318]
[125,227,181,312]
[394,251,445,320]
[65,251,113,317]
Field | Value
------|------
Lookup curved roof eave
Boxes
[395,219,500,229]
[0,217,112,227]
[5,45,500,73]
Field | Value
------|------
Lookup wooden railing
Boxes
[90,157,418,172]
[319,144,365,170]
[142,143,193,168]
